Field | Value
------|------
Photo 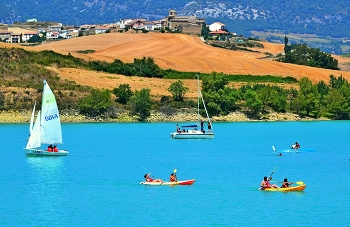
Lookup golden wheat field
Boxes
[2,32,350,97]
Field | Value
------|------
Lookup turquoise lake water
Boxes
[1,121,349,226]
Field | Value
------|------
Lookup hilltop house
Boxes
[209,22,226,32]
[22,31,38,42]
[9,33,22,43]
[129,19,147,30]
[46,31,60,39]
[209,30,229,38]
[144,21,158,31]
[0,30,11,42]
[118,19,133,29]
[95,25,108,34]
[161,10,205,35]
[48,24,62,32]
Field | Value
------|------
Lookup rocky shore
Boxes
[0,109,328,123]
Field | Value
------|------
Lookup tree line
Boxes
[1,47,350,120]
[163,73,350,120]
[76,73,350,121]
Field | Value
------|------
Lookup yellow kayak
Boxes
[260,184,306,192]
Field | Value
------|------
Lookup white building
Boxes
[46,31,60,39]
[118,19,133,29]
[208,22,226,32]
[95,26,108,34]
[22,31,38,42]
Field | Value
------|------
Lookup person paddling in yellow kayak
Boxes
[281,178,293,188]
[260,176,279,189]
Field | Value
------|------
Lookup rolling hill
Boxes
[2,32,350,97]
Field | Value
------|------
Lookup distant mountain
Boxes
[1,0,350,53]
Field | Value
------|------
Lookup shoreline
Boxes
[0,110,329,123]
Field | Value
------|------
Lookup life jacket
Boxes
[146,177,154,182]
[265,180,272,188]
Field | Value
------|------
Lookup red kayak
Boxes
[140,179,195,186]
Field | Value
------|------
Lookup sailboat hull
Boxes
[25,148,69,156]
[170,130,214,139]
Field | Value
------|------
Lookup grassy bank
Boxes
[0,110,328,123]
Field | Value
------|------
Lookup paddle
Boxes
[269,166,277,180]
[270,181,304,185]
[143,167,155,179]
[174,169,177,182]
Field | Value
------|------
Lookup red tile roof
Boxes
[209,30,228,35]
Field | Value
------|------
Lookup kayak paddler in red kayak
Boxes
[144,173,163,183]
[170,173,177,182]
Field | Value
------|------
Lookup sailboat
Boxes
[24,79,68,156]
[170,75,214,139]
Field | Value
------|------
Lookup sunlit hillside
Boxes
[2,32,350,97]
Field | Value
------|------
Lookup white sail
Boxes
[40,79,62,145]
[29,101,36,135]
[26,111,41,149]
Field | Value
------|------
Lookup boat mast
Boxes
[197,75,212,130]
[197,75,200,123]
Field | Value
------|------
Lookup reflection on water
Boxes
[25,157,66,223]
[26,156,64,173]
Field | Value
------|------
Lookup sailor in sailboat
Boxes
[24,79,68,156]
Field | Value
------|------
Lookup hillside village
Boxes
[0,10,235,44]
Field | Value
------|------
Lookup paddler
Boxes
[260,176,279,189]
[281,178,293,188]
[170,173,176,182]
[144,173,162,183]
[291,142,300,149]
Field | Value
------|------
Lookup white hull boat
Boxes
[170,75,214,139]
[25,148,69,156]
[170,130,214,139]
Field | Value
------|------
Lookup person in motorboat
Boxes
[281,178,293,188]
[170,173,177,182]
[208,120,212,131]
[144,173,162,183]
[260,176,279,189]
[176,124,181,133]
[201,121,205,133]
[291,142,300,149]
